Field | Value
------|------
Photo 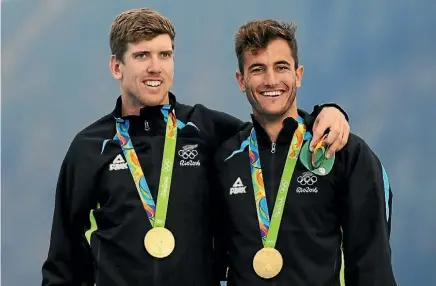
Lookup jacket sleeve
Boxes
[202,103,348,148]
[311,103,350,121]
[339,138,396,285]
[41,138,95,285]
[202,108,245,149]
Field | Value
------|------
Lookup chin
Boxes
[258,100,295,119]
[138,93,168,106]
[260,105,288,115]
[255,108,285,118]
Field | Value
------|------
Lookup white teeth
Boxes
[145,80,161,87]
[261,91,283,97]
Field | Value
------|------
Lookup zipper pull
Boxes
[144,120,150,131]
[271,142,276,154]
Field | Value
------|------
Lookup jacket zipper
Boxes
[270,142,277,286]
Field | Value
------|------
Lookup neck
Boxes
[121,104,141,116]
[120,92,170,116]
[254,104,298,143]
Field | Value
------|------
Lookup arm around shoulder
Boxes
[201,106,247,148]
[311,103,349,122]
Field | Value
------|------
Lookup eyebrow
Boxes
[275,60,291,66]
[131,50,173,57]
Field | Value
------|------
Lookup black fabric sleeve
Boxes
[339,137,396,285]
[203,108,246,149]
[42,137,96,286]
[311,103,349,121]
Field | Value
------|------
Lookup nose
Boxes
[264,68,278,86]
[146,56,162,74]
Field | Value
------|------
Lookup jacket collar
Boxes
[110,92,177,136]
[111,92,177,119]
[251,109,315,147]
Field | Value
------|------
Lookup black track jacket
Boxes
[214,112,396,286]
[41,92,346,286]
[41,93,246,286]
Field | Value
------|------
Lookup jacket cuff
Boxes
[311,103,349,121]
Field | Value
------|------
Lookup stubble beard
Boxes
[126,86,169,108]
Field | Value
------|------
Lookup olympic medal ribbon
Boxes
[249,116,306,248]
[249,116,306,279]
[115,105,177,228]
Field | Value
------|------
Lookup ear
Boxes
[109,55,123,80]
[235,71,246,92]
[295,65,304,88]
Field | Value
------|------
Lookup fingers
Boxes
[323,119,341,146]
[310,116,328,151]
[325,121,349,158]
[311,118,346,159]
[342,121,350,146]
[310,107,351,156]
[326,128,343,158]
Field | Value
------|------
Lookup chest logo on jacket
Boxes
[230,177,247,195]
[178,144,201,167]
[109,154,128,171]
[296,172,319,194]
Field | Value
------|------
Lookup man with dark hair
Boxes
[214,19,396,285]
[41,9,352,286]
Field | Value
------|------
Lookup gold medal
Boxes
[144,227,175,258]
[253,248,283,279]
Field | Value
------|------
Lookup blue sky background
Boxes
[2,1,435,285]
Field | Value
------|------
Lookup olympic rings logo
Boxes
[297,173,317,186]
[178,149,198,159]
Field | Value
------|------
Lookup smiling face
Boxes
[108,8,176,114]
[110,34,174,108]
[236,38,304,120]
